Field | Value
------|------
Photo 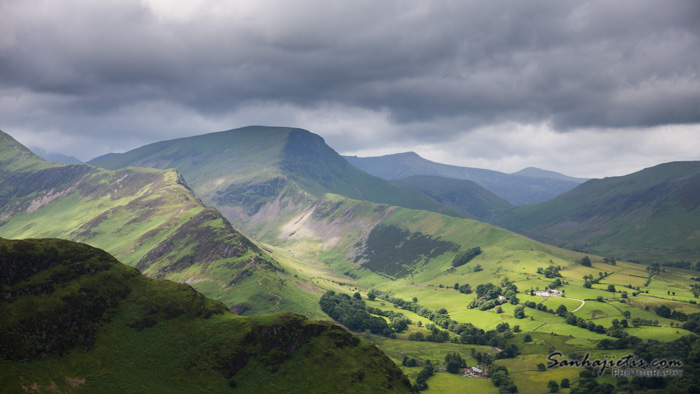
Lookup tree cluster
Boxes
[319,291,393,337]
[537,265,562,278]
[444,352,467,374]
[451,247,482,267]
[603,257,617,265]
[412,360,434,392]
[654,304,688,321]
[469,282,518,311]
[578,256,592,267]
[488,363,518,393]
[681,313,700,334]
[664,260,700,271]
[453,282,472,294]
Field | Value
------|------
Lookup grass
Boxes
[0,158,321,316]
[426,373,499,393]
[494,161,700,263]
[4,128,700,392]
[0,238,413,393]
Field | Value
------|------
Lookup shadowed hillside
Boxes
[494,161,700,263]
[0,237,412,393]
[391,175,512,221]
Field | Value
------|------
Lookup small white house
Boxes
[535,289,561,297]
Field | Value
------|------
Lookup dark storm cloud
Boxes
[0,0,699,170]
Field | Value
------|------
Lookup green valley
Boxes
[6,126,700,393]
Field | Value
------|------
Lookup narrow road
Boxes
[566,297,586,312]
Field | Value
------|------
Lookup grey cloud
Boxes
[1,0,699,165]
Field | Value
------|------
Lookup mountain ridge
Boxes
[344,152,586,205]
[494,161,700,262]
[0,129,319,317]
[87,126,586,286]
[90,126,464,240]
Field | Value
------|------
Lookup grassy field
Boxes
[306,245,700,393]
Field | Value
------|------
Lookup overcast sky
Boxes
[1,0,699,178]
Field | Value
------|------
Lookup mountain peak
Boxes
[0,130,46,171]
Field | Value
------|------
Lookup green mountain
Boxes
[270,192,584,286]
[0,129,319,317]
[86,127,588,282]
[90,126,461,240]
[390,175,512,222]
[0,237,411,393]
[494,161,700,263]
[343,152,586,205]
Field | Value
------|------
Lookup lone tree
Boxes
[548,379,559,392]
[556,304,568,316]
[579,256,591,267]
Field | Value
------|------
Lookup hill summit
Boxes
[90,126,461,237]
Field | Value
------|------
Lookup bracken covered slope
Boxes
[0,129,319,316]
[0,237,412,393]
[90,126,462,241]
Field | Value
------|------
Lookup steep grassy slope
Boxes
[264,192,582,289]
[90,126,461,240]
[0,238,412,393]
[494,161,700,263]
[344,152,585,205]
[87,127,583,286]
[0,131,48,172]
[0,129,320,317]
[391,175,512,221]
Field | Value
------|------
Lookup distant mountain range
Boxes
[344,152,587,206]
[494,161,700,263]
[29,146,83,164]
[89,126,700,266]
[0,237,411,393]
